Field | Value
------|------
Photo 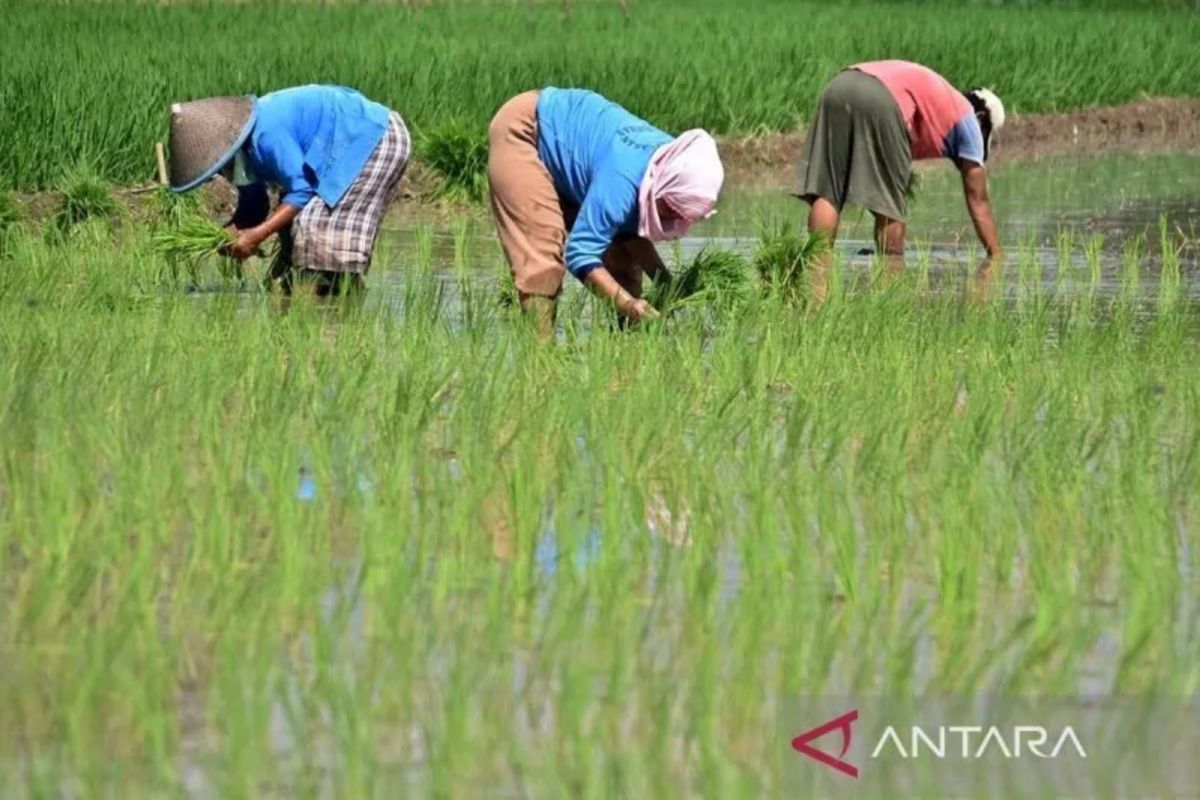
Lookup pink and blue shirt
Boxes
[854,61,986,165]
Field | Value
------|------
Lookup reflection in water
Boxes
[154,151,1199,793]
[181,150,1200,328]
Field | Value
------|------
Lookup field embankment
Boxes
[721,97,1200,183]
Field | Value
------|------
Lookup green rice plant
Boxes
[647,247,750,312]
[1,219,1199,795]
[152,216,234,262]
[148,187,201,229]
[418,123,489,204]
[0,190,23,251]
[752,222,826,304]
[496,264,519,308]
[152,214,238,284]
[49,161,119,239]
[3,1,1199,189]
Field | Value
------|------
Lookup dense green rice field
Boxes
[1,0,1199,188]
[2,0,1200,795]
[1,213,1198,793]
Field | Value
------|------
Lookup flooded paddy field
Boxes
[2,139,1198,796]
[365,149,1200,319]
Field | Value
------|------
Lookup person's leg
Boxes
[487,91,568,340]
[843,71,911,272]
[289,111,412,295]
[796,73,855,307]
[301,270,364,298]
[268,225,297,294]
[808,197,841,241]
[872,214,906,254]
[339,110,412,277]
[872,213,907,278]
[806,197,840,306]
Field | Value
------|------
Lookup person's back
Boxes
[250,85,392,207]
[535,88,671,207]
[853,60,976,161]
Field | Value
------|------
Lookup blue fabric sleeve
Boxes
[228,182,270,228]
[944,113,986,165]
[564,172,638,279]
[255,130,316,208]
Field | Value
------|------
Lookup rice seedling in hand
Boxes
[648,247,750,312]
[752,223,826,304]
[153,216,235,262]
[49,162,119,239]
[418,123,489,204]
[153,214,239,284]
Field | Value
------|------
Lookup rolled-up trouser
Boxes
[795,69,912,222]
[292,110,412,274]
[487,91,644,300]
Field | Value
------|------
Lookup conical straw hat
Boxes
[168,95,258,192]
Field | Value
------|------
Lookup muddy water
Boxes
[183,151,1199,317]
[365,150,1200,307]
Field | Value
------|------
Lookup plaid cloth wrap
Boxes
[292,111,411,273]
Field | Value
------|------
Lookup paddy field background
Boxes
[1,0,1199,796]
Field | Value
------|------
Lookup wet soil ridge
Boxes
[8,98,1200,221]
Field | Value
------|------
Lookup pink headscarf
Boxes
[638,130,724,241]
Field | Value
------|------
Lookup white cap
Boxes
[970,88,1006,131]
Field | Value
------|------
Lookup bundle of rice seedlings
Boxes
[153,215,239,283]
[752,223,827,303]
[50,162,119,238]
[648,247,750,311]
[153,215,234,261]
[418,123,489,204]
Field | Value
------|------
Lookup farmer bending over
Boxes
[797,60,1005,302]
[167,85,410,295]
[488,88,725,336]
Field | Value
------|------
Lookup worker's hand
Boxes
[222,229,264,260]
[623,297,660,322]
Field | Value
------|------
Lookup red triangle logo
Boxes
[792,709,859,779]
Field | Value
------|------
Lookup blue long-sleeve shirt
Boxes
[536,88,672,278]
[242,85,391,209]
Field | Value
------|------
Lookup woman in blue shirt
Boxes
[489,88,725,335]
[168,85,410,295]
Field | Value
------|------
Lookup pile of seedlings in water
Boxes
[752,222,827,304]
[648,246,751,313]
[419,123,489,204]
